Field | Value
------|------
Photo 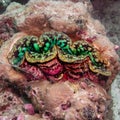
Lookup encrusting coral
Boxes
[24,79,110,120]
[0,17,18,47]
[0,79,44,120]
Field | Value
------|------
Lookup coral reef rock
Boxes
[0,0,119,120]
[0,79,44,120]
[24,79,110,120]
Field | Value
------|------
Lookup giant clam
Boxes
[7,31,111,86]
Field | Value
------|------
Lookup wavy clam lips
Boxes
[39,59,63,76]
[20,61,45,80]
[64,60,89,82]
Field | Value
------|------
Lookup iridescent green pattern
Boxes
[7,31,111,76]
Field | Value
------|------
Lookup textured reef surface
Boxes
[0,0,119,120]
[0,17,18,47]
[0,78,44,120]
[24,79,110,120]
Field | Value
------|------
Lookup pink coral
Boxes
[24,104,35,115]
[0,17,18,41]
